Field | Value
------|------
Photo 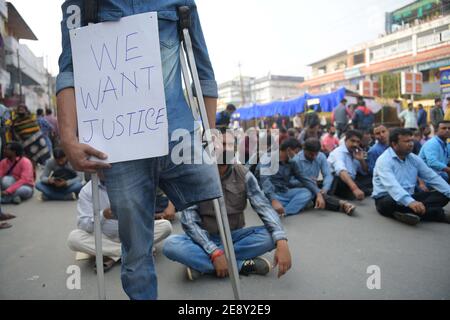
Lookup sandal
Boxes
[0,213,16,221]
[94,257,116,273]
[0,222,12,229]
[341,202,356,216]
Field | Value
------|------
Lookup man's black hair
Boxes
[437,120,450,128]
[435,97,442,104]
[36,108,44,116]
[6,141,24,157]
[389,128,412,146]
[345,130,363,141]
[45,108,52,115]
[53,148,66,159]
[340,98,347,104]
[226,104,236,112]
[303,138,321,153]
[280,138,302,151]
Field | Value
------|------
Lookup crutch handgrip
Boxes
[178,6,191,33]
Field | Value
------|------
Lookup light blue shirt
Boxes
[419,136,450,177]
[327,144,364,179]
[293,151,333,192]
[367,142,388,175]
[372,147,450,207]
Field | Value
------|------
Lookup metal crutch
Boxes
[91,174,106,300]
[178,6,242,300]
[82,0,106,300]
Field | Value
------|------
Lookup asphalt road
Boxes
[1,188,450,300]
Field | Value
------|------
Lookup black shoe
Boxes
[393,212,420,226]
[240,257,271,276]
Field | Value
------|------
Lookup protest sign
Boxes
[70,12,168,163]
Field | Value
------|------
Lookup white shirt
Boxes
[398,110,418,129]
[77,181,119,241]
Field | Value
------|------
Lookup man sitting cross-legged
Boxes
[258,138,326,217]
[163,130,292,280]
[292,138,356,215]
[36,148,83,201]
[328,130,372,201]
[372,128,450,226]
[68,177,173,272]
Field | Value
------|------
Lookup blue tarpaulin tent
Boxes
[228,87,346,121]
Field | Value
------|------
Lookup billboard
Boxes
[441,66,450,87]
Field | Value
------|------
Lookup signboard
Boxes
[344,67,361,80]
[401,72,423,95]
[70,12,168,163]
[441,66,450,90]
[359,80,380,97]
[307,98,320,106]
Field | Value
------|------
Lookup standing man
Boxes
[216,104,236,130]
[417,104,428,133]
[332,99,349,138]
[57,1,222,300]
[352,99,374,133]
[398,103,418,130]
[419,121,450,182]
[373,128,450,225]
[430,98,444,131]
[293,113,303,131]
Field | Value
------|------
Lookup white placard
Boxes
[70,12,168,163]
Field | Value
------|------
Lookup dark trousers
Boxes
[323,194,341,212]
[375,192,448,222]
[330,174,373,200]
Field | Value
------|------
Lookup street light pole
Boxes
[16,49,23,103]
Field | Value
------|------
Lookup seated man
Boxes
[68,178,173,272]
[36,148,83,201]
[328,130,372,200]
[367,125,389,175]
[293,138,355,215]
[258,138,326,217]
[321,125,340,156]
[0,142,34,204]
[419,121,450,182]
[373,128,450,226]
[163,130,292,280]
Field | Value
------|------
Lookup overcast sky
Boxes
[8,0,413,82]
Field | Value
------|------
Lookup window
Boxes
[353,53,365,65]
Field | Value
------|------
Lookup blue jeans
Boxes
[35,181,83,200]
[103,142,222,300]
[273,188,313,216]
[163,226,275,274]
[1,176,33,203]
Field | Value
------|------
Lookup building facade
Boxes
[218,74,304,111]
[1,1,53,112]
[300,0,450,97]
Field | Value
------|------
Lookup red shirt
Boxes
[321,134,340,153]
[0,156,34,194]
